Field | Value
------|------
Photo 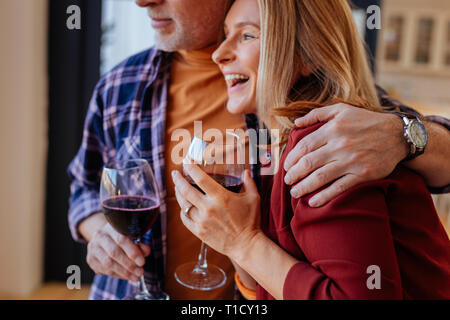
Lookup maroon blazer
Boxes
[257,123,450,300]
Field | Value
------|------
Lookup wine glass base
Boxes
[122,294,151,301]
[174,262,227,291]
[147,291,170,300]
[122,291,170,300]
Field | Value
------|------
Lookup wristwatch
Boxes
[393,113,428,161]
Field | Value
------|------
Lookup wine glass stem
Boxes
[195,242,208,271]
[134,238,151,297]
[137,275,150,296]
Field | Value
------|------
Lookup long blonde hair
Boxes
[256,0,383,129]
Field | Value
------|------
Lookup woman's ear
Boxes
[297,58,313,78]
[292,58,313,86]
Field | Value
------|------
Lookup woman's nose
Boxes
[212,41,235,66]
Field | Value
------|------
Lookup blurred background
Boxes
[0,0,448,299]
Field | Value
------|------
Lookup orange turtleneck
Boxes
[164,46,246,300]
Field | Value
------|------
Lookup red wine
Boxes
[102,195,159,239]
[188,174,243,194]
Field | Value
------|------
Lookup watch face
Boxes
[409,121,428,148]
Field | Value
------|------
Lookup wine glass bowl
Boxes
[101,195,159,241]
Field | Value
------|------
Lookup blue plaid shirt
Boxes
[68,48,172,299]
[68,47,450,300]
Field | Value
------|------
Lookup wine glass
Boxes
[174,133,245,291]
[100,158,169,300]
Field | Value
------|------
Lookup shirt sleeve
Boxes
[377,86,450,194]
[283,178,404,299]
[67,83,106,243]
[377,86,450,130]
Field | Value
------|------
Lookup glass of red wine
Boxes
[100,158,169,300]
[174,133,245,291]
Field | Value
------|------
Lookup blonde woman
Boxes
[172,0,450,299]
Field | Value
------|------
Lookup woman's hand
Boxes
[171,163,261,260]
[172,162,300,300]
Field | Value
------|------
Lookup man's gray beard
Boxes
[153,33,196,53]
[153,28,217,53]
[154,41,178,53]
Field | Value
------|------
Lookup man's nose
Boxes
[135,0,163,7]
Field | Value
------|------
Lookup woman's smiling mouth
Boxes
[224,74,250,93]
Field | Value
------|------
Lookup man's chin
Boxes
[154,43,178,53]
[154,33,214,53]
[153,32,184,52]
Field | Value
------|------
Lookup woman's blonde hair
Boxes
[256,0,383,129]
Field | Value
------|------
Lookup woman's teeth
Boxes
[225,74,249,87]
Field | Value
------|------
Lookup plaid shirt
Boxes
[68,47,450,300]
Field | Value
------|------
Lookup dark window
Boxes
[445,21,450,66]
[384,16,404,62]
[414,18,434,64]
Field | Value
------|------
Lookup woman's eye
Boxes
[243,34,255,41]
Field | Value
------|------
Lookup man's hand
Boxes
[284,103,408,207]
[86,223,151,281]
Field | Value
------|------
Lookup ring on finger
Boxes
[184,204,194,217]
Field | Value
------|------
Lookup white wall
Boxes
[0,0,48,297]
[101,0,156,75]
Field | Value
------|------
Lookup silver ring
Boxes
[184,204,193,216]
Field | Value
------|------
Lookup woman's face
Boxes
[212,0,260,115]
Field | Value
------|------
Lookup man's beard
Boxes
[153,24,219,52]
[154,34,184,52]
[153,27,199,52]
